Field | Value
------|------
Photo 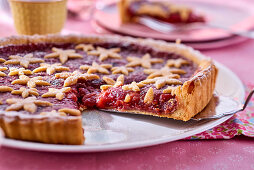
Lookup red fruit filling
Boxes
[96,87,178,115]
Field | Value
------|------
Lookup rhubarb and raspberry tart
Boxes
[118,0,205,24]
[0,34,217,145]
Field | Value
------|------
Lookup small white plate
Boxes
[1,62,245,152]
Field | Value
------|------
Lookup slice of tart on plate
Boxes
[0,34,216,145]
[118,0,205,24]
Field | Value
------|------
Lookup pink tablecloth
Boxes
[0,1,254,169]
[0,136,253,170]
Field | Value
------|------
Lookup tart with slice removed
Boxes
[0,34,217,145]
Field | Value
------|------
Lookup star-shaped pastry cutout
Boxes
[42,87,71,100]
[136,3,168,18]
[4,53,44,68]
[141,76,182,89]
[0,58,6,63]
[33,63,70,75]
[55,71,100,87]
[163,86,177,94]
[11,87,39,98]
[124,94,131,103]
[111,66,134,75]
[126,54,163,69]
[0,86,13,92]
[144,87,154,104]
[44,47,83,64]
[11,75,51,88]
[166,58,189,68]
[100,75,124,90]
[8,67,32,76]
[40,110,67,116]
[79,62,112,74]
[169,5,191,21]
[40,109,81,116]
[5,97,52,113]
[102,76,116,85]
[75,44,95,52]
[88,47,122,61]
[58,108,81,116]
[122,81,144,92]
[144,66,185,79]
[0,67,8,76]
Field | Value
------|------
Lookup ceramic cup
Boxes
[8,0,67,35]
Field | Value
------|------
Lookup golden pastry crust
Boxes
[0,111,84,145]
[118,0,134,23]
[113,63,217,121]
[0,33,217,146]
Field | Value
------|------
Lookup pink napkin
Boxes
[187,84,254,139]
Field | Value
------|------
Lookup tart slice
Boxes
[118,0,205,24]
[0,34,216,145]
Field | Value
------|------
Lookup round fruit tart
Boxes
[0,34,217,145]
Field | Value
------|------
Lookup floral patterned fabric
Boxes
[189,84,254,139]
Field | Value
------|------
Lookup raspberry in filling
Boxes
[97,86,178,115]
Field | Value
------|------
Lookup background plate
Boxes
[95,0,254,42]
[89,20,249,50]
[1,62,245,152]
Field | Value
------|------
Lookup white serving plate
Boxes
[1,61,245,152]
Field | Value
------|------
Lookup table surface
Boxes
[0,0,254,169]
